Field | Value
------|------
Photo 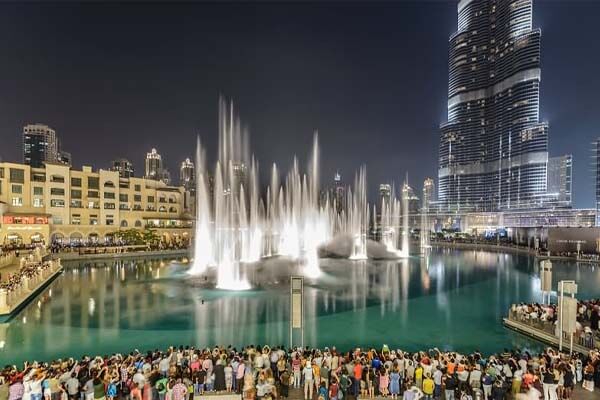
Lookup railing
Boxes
[507,308,600,350]
[0,259,61,314]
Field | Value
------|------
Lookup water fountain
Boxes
[190,97,411,290]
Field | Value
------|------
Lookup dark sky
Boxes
[0,1,598,207]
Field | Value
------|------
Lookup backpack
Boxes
[157,381,166,392]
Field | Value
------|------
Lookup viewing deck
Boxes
[503,310,597,355]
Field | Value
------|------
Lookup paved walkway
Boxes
[284,386,600,400]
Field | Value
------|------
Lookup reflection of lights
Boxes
[37,300,41,308]
[22,316,27,324]
[0,341,4,348]
[88,298,95,316]
[48,289,52,297]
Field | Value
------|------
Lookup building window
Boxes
[33,186,44,196]
[119,181,129,189]
[135,184,141,191]
[119,194,128,202]
[50,188,65,196]
[134,194,142,202]
[159,206,167,212]
[9,168,24,183]
[90,215,98,225]
[104,202,115,210]
[52,216,63,225]
[135,220,142,228]
[104,181,115,188]
[71,177,82,187]
[88,177,99,189]
[12,197,23,206]
[71,199,82,208]
[87,190,99,198]
[50,175,65,183]
[11,184,22,194]
[50,199,65,208]
[0,167,4,178]
[71,189,82,199]
[106,216,114,225]
[31,173,45,182]
[119,203,129,210]
[71,214,81,225]
[104,192,115,199]
[33,198,43,207]
[88,201,99,209]
[133,204,142,211]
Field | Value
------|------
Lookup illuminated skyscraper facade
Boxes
[439,0,548,212]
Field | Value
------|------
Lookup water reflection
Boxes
[3,250,600,363]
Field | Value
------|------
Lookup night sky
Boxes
[0,1,598,207]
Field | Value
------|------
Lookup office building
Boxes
[23,124,59,168]
[546,155,572,207]
[110,158,135,179]
[422,178,435,210]
[0,161,193,246]
[438,0,548,212]
[379,184,392,206]
[58,150,72,167]
[145,148,163,181]
[180,158,195,190]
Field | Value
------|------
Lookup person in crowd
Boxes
[2,343,599,400]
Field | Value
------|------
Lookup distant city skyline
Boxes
[0,1,598,206]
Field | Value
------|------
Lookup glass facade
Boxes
[439,0,548,212]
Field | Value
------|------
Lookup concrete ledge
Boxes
[49,248,189,261]
[0,264,63,319]
[433,241,537,255]
[503,318,591,354]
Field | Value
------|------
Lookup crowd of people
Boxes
[510,300,600,349]
[2,344,598,400]
[0,260,54,294]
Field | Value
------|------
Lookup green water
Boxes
[2,248,600,365]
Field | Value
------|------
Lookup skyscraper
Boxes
[23,124,59,167]
[145,148,163,181]
[422,178,435,210]
[180,158,195,190]
[379,184,392,206]
[438,0,548,212]
[546,155,572,207]
[594,140,600,226]
[111,158,135,178]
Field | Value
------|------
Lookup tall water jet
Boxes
[189,137,213,275]
[349,166,368,260]
[420,189,430,253]
[400,179,410,257]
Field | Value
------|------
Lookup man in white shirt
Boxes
[303,363,314,400]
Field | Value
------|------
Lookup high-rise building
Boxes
[23,124,59,168]
[332,172,345,212]
[594,140,600,226]
[58,150,72,167]
[379,184,392,206]
[438,0,548,212]
[180,158,195,190]
[110,158,135,178]
[422,178,435,210]
[145,148,163,181]
[546,155,572,207]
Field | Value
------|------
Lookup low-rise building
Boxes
[0,161,193,246]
